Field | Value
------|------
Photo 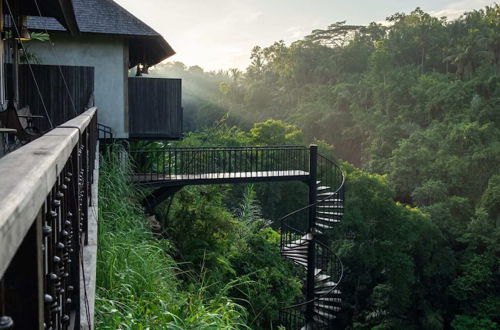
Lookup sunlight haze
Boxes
[115,0,494,70]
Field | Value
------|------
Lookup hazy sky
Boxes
[115,0,494,70]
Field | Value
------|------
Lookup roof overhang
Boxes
[19,0,79,35]
[128,35,176,68]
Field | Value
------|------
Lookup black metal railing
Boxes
[279,309,306,330]
[97,123,113,150]
[280,206,311,252]
[279,151,345,329]
[130,146,310,183]
[0,108,97,330]
[317,154,345,220]
[97,123,112,141]
[315,240,344,295]
[280,153,345,248]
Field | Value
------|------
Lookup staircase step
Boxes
[316,215,341,221]
[318,191,338,195]
[318,192,337,197]
[316,202,344,212]
[315,288,341,295]
[314,308,337,319]
[285,257,308,265]
[317,211,343,216]
[315,304,341,312]
[319,206,343,211]
[318,297,342,303]
[315,222,334,230]
[315,288,332,295]
[318,202,343,207]
[314,228,323,235]
[318,207,343,212]
[319,198,342,202]
[316,218,340,225]
[315,281,337,289]
[281,250,308,257]
[318,201,343,206]
[317,186,331,191]
[282,245,308,253]
[281,252,308,260]
[281,248,308,255]
[316,217,340,223]
[313,315,330,325]
[315,274,331,282]
[291,259,307,267]
[317,205,343,210]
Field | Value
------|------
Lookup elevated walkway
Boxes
[132,170,309,187]
[130,146,311,188]
[129,145,346,329]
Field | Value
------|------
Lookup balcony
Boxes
[0,109,98,329]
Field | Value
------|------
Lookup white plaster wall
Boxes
[29,33,129,138]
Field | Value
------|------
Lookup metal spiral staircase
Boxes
[279,146,345,329]
[129,144,345,329]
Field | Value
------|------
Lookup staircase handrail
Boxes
[278,154,345,222]
[282,240,344,310]
[279,152,346,315]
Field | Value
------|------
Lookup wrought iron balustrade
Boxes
[97,123,113,150]
[0,108,97,330]
[130,146,310,185]
[278,147,345,329]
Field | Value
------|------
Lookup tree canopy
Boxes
[148,5,500,329]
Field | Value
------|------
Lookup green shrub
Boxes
[95,151,249,329]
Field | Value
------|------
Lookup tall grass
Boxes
[95,151,249,329]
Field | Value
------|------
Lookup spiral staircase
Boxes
[279,147,345,329]
[130,144,345,329]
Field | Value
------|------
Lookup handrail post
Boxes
[308,145,318,230]
[306,144,318,323]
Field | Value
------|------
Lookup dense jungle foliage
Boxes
[99,5,500,330]
[96,153,251,329]
[97,147,304,329]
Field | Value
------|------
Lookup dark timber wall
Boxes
[128,77,182,139]
[18,64,94,132]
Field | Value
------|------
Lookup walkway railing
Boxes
[97,123,114,150]
[130,146,310,184]
[0,108,97,329]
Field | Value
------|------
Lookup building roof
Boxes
[19,0,79,35]
[28,0,175,67]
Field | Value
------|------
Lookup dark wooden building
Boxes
[129,77,182,139]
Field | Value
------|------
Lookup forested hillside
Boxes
[141,6,500,329]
